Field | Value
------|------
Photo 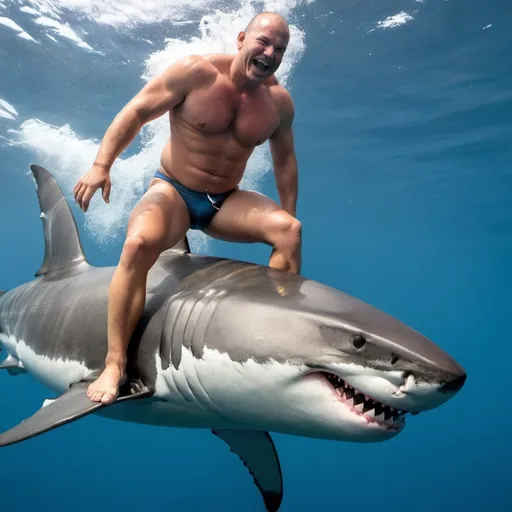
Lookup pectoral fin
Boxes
[0,355,27,375]
[212,429,283,512]
[0,378,153,448]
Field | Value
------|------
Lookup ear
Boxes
[236,31,245,50]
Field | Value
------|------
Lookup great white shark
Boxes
[0,165,466,510]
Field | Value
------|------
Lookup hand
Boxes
[73,165,112,212]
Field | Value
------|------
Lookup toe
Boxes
[91,391,104,403]
[101,392,116,405]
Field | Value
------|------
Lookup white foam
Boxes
[20,5,41,16]
[0,110,16,120]
[375,11,414,29]
[11,1,306,254]
[0,15,37,40]
[34,15,94,51]
[0,98,18,121]
[0,99,18,116]
[23,0,62,19]
[18,29,37,41]
[6,0,310,27]
[0,15,24,31]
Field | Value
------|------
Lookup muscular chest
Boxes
[178,82,280,147]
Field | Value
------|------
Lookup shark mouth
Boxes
[322,372,407,431]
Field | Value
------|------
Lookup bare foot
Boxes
[86,363,127,404]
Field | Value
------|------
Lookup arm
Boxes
[269,88,298,217]
[93,55,208,170]
[74,55,210,211]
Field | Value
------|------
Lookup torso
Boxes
[159,55,283,193]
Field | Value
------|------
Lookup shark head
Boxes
[165,266,466,444]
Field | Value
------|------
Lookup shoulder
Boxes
[202,53,235,70]
[162,54,219,86]
[267,81,295,126]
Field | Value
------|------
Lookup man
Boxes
[73,12,301,405]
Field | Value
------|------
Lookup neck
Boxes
[229,56,260,93]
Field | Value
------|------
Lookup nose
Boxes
[264,46,274,58]
[439,373,467,395]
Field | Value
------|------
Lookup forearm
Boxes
[275,155,298,217]
[93,107,144,171]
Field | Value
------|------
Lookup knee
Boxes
[268,212,302,251]
[119,235,160,272]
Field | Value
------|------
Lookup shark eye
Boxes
[352,334,367,349]
[391,354,399,365]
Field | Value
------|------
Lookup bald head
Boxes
[235,12,290,83]
[245,12,290,37]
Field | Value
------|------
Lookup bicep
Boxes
[270,124,295,165]
[270,92,296,164]
[128,56,207,123]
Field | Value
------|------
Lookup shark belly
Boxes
[0,332,93,394]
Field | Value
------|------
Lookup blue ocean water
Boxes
[0,0,510,510]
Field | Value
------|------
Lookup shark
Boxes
[0,164,466,511]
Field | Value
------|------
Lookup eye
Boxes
[352,334,367,349]
[390,354,399,365]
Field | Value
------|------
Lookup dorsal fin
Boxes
[156,231,191,261]
[163,235,190,255]
[30,164,90,277]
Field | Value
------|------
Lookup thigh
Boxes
[203,190,289,245]
[126,179,190,251]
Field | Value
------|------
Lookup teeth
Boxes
[325,372,407,423]
[374,412,385,422]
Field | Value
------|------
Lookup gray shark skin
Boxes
[0,164,466,511]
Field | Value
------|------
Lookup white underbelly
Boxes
[0,334,93,393]
[153,344,307,433]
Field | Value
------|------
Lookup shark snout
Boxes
[439,372,467,395]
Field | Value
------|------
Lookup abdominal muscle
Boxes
[159,126,252,194]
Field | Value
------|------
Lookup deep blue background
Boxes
[1,0,510,510]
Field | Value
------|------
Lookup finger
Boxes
[82,187,96,213]
[102,180,111,204]
[75,185,86,210]
[73,182,81,202]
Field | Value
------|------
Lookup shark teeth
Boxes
[323,372,407,428]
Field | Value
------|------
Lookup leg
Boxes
[203,190,302,274]
[87,180,190,404]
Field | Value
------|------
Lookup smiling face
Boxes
[235,14,290,82]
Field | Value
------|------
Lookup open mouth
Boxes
[323,372,408,431]
[252,58,271,73]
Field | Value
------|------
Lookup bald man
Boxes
[73,12,301,404]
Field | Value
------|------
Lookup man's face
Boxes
[237,18,289,82]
